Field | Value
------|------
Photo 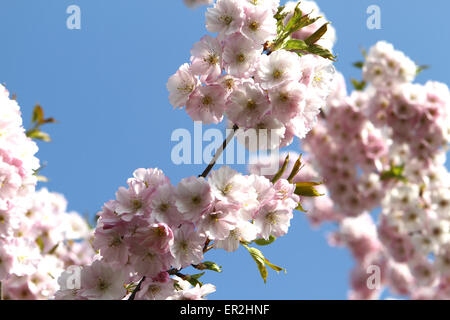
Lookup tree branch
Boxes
[199,124,239,178]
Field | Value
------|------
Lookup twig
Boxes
[128,276,145,300]
[199,124,239,178]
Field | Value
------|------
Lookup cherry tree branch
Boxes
[199,124,239,178]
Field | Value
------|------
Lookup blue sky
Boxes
[0,0,449,299]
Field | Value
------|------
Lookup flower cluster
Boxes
[183,0,213,8]
[0,84,39,213]
[0,84,94,299]
[1,189,94,300]
[168,0,336,149]
[250,41,449,299]
[56,165,300,299]
[300,42,450,299]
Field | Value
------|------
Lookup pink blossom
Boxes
[205,0,244,37]
[170,223,206,269]
[222,33,260,78]
[115,180,153,221]
[197,201,238,240]
[254,200,293,240]
[256,49,302,90]
[186,84,227,124]
[175,176,213,222]
[241,5,277,46]
[225,79,271,128]
[167,63,199,108]
[190,35,223,83]
[79,261,128,300]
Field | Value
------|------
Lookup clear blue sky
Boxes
[0,0,449,299]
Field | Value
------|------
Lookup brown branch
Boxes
[199,124,239,178]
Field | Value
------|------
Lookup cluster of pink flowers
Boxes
[0,84,94,299]
[168,0,336,149]
[1,189,94,300]
[55,1,337,300]
[300,42,450,299]
[183,0,213,8]
[0,84,39,214]
[56,165,300,299]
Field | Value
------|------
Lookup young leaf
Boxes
[380,164,407,182]
[253,235,276,246]
[26,129,51,142]
[283,39,309,51]
[185,272,205,287]
[174,282,183,291]
[35,236,45,252]
[243,244,286,283]
[351,78,367,91]
[295,181,323,187]
[264,258,286,274]
[194,261,222,273]
[305,23,329,45]
[296,202,307,212]
[353,61,365,69]
[271,154,290,183]
[47,243,60,255]
[243,245,268,283]
[306,44,336,61]
[416,65,430,75]
[32,104,44,124]
[274,5,288,34]
[287,154,303,183]
[295,182,323,197]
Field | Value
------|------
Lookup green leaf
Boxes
[283,39,309,51]
[283,3,302,34]
[306,44,336,61]
[271,154,290,183]
[274,5,288,34]
[296,202,307,212]
[353,61,364,69]
[47,242,59,255]
[243,244,286,283]
[191,272,205,280]
[380,164,407,182]
[32,104,44,124]
[295,181,323,187]
[295,182,323,197]
[287,154,303,183]
[305,23,329,45]
[416,65,430,75]
[194,261,222,273]
[203,261,222,273]
[243,245,268,283]
[351,78,367,91]
[185,272,205,287]
[264,258,286,274]
[26,129,51,142]
[35,236,45,252]
[253,235,276,246]
[174,282,183,291]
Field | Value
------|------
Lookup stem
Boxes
[128,124,238,300]
[0,281,3,300]
[128,276,145,300]
[199,124,239,178]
